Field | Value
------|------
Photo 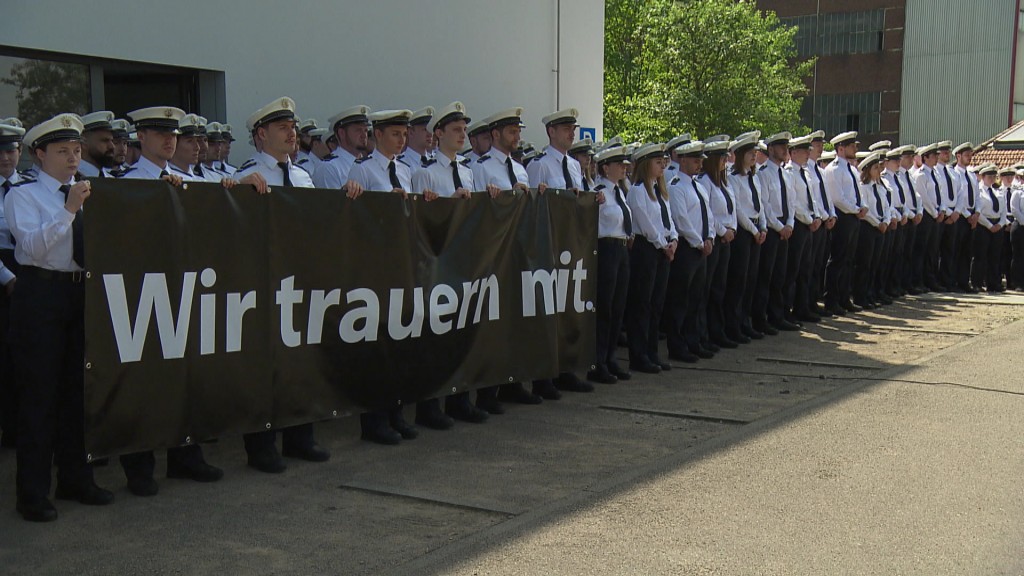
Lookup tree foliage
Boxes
[604,0,813,142]
[1,60,90,128]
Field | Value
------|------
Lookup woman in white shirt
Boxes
[1009,171,1024,290]
[852,152,889,309]
[723,132,767,342]
[973,165,1009,292]
[624,144,677,374]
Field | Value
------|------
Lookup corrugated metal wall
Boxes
[901,0,1017,145]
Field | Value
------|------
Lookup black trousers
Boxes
[953,218,975,289]
[665,245,702,356]
[244,424,315,457]
[825,213,860,307]
[939,216,959,287]
[595,238,630,369]
[912,214,935,288]
[874,227,894,299]
[973,226,1005,290]
[810,226,831,305]
[926,215,945,287]
[706,239,731,341]
[899,221,918,290]
[887,222,908,293]
[10,269,92,500]
[626,237,670,365]
[786,222,813,316]
[767,230,789,325]
[1011,225,1024,288]
[724,229,757,338]
[752,229,780,328]
[0,249,18,445]
[853,222,882,303]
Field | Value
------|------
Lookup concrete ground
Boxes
[2,292,1024,575]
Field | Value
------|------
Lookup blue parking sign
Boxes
[579,127,596,141]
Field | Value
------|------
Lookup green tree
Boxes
[1,59,90,128]
[604,0,813,142]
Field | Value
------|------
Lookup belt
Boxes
[750,217,760,226]
[20,265,85,283]
[599,237,629,246]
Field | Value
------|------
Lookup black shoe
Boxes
[771,320,801,332]
[755,323,779,336]
[17,496,57,522]
[691,346,715,359]
[741,326,764,340]
[965,287,979,294]
[813,304,831,317]
[704,342,721,353]
[282,443,331,462]
[555,372,595,392]
[854,300,876,310]
[607,363,632,381]
[649,356,671,371]
[668,350,699,363]
[389,414,419,440]
[629,360,661,374]
[126,477,159,497]
[711,336,739,349]
[841,301,863,313]
[360,414,402,445]
[476,396,506,415]
[417,400,456,430]
[795,311,821,323]
[532,379,562,400]
[55,481,114,506]
[587,365,618,384]
[498,383,543,405]
[167,460,224,482]
[247,448,287,473]
[877,295,893,305]
[825,303,846,316]
[726,331,751,345]
[617,331,629,347]
[446,395,490,423]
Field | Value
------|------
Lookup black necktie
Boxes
[385,158,401,188]
[97,168,105,179]
[1,179,9,198]
[194,164,204,178]
[798,168,814,218]
[505,156,518,188]
[942,166,954,201]
[60,184,84,268]
[614,185,632,236]
[747,173,761,212]
[159,169,169,179]
[991,187,1000,213]
[873,183,883,220]
[278,162,292,186]
[848,166,862,207]
[562,155,575,190]
[906,172,919,210]
[965,172,975,213]
[893,173,906,204]
[655,184,671,230]
[583,177,590,192]
[451,159,463,189]
[813,163,831,214]
[692,180,709,239]
[777,167,790,223]
[929,169,941,207]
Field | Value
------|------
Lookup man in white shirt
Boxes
[823,131,868,316]
[755,132,799,332]
[952,143,979,292]
[0,121,24,449]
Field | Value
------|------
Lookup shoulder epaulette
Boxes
[594,184,606,191]
[397,157,410,167]
[169,165,191,176]
[670,176,681,186]
[534,152,547,160]
[114,166,137,178]
[758,163,768,172]
[237,159,257,171]
[476,154,491,163]
[108,167,127,178]
[422,158,437,168]
[295,158,308,165]
[18,169,37,178]
[459,158,471,166]
[322,153,338,161]
[354,155,372,164]
[12,176,36,186]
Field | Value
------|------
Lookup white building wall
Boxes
[0,0,604,161]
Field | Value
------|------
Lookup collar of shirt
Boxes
[402,147,427,162]
[835,157,849,169]
[134,155,170,180]
[435,153,459,169]
[78,160,102,177]
[0,171,20,187]
[543,145,566,163]
[371,151,397,173]
[488,147,510,164]
[35,169,72,193]
[258,150,290,172]
[334,147,357,165]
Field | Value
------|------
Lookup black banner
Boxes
[83,180,597,458]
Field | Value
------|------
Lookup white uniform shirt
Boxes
[861,180,888,227]
[118,155,173,181]
[313,147,359,189]
[78,159,113,179]
[976,184,1008,230]
[4,170,80,272]
[348,152,413,192]
[0,170,24,284]
[167,162,201,182]
[953,165,978,216]
[412,153,474,197]
[668,173,713,249]
[898,168,922,217]
[1010,187,1024,227]
[912,165,945,218]
[824,157,863,216]
[784,160,817,225]
[594,176,632,239]
[192,162,225,182]
[472,146,528,191]
[698,172,737,237]
[727,170,767,236]
[627,180,678,249]
[757,159,796,232]
[806,160,836,219]
[883,169,908,219]
[527,145,583,190]
[935,164,957,216]
[234,151,314,188]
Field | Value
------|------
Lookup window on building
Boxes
[781,10,885,58]
[0,54,91,129]
[801,92,882,137]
